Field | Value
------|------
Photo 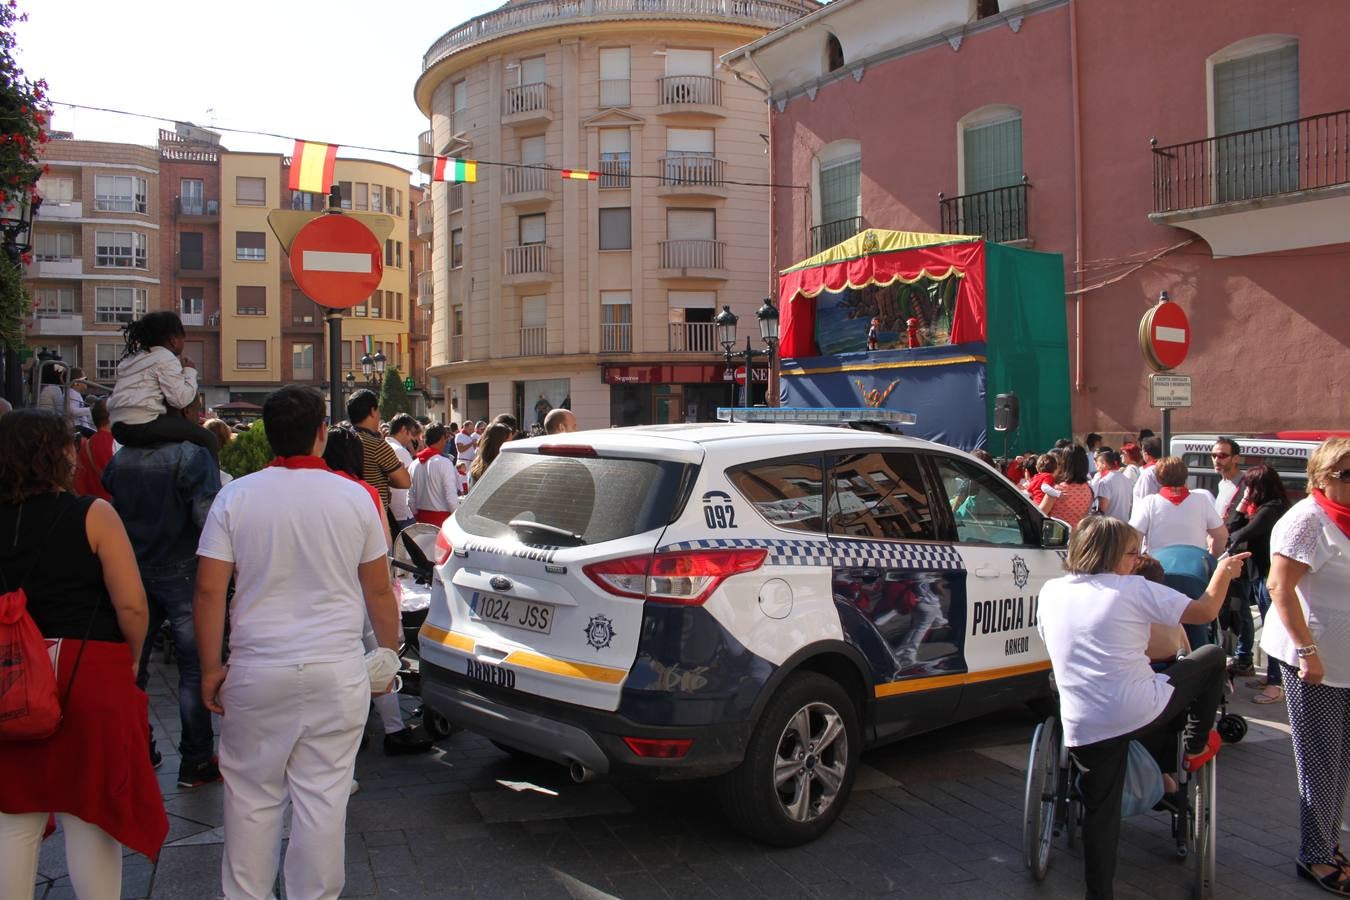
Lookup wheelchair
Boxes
[389,523,455,740]
[1022,711,1218,898]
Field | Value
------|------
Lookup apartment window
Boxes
[396,241,403,268]
[600,291,632,352]
[599,129,631,188]
[292,290,319,325]
[236,286,267,316]
[521,134,546,168]
[292,342,315,380]
[666,128,716,184]
[95,344,121,381]
[452,306,464,336]
[355,182,369,211]
[290,190,324,211]
[237,340,267,369]
[371,290,383,318]
[184,340,205,376]
[95,230,148,268]
[521,295,547,356]
[1214,40,1299,199]
[372,184,384,212]
[41,176,75,204]
[180,178,204,214]
[599,207,632,250]
[963,111,1022,195]
[519,213,545,245]
[341,341,353,371]
[34,286,77,317]
[819,148,862,227]
[235,176,266,207]
[352,298,368,317]
[180,287,204,324]
[452,79,468,131]
[450,228,464,268]
[519,55,545,86]
[48,342,80,368]
[666,208,716,241]
[385,186,396,215]
[599,47,630,107]
[338,181,353,210]
[34,231,74,261]
[666,48,713,78]
[825,34,845,72]
[94,175,148,213]
[94,286,147,324]
[235,231,266,261]
[385,240,394,266]
[179,231,203,270]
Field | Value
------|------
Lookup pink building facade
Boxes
[725,0,1350,438]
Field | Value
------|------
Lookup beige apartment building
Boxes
[415,0,818,428]
[26,139,163,386]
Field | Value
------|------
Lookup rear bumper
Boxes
[421,659,751,780]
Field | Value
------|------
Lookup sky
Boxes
[16,0,506,179]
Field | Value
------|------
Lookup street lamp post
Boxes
[715,299,779,409]
[2,193,40,406]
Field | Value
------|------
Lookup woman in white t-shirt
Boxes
[1263,438,1350,894]
[1128,456,1227,555]
[1038,516,1246,898]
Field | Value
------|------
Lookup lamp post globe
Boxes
[756,297,779,343]
[360,353,373,379]
[373,350,386,374]
[714,304,739,350]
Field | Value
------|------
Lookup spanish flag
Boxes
[434,158,477,183]
[288,140,338,194]
[561,169,598,181]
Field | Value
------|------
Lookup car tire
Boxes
[716,672,860,847]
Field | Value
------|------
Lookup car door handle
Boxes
[974,565,1000,579]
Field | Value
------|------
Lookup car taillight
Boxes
[434,529,453,566]
[583,548,767,606]
[623,736,693,759]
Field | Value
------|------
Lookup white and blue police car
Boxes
[419,414,1068,845]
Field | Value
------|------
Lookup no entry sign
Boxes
[289,214,383,309]
[1138,297,1191,372]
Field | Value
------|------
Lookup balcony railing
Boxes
[418,271,434,303]
[939,179,1029,244]
[176,197,219,217]
[505,165,549,195]
[416,199,434,239]
[503,83,549,118]
[418,130,434,175]
[447,182,464,212]
[810,216,865,254]
[504,243,549,276]
[600,78,630,108]
[599,157,630,189]
[657,75,721,108]
[601,322,631,352]
[669,321,718,352]
[1151,109,1350,214]
[520,325,547,356]
[660,154,725,187]
[450,334,464,361]
[423,0,812,70]
[659,238,724,270]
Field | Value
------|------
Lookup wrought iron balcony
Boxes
[1151,109,1350,214]
[938,179,1029,244]
[810,216,865,254]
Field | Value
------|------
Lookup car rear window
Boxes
[455,452,694,545]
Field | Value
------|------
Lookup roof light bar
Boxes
[715,407,918,426]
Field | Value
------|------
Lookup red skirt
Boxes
[415,509,451,527]
[0,640,169,861]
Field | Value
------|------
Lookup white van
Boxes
[1170,432,1348,502]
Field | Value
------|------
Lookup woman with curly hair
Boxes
[0,409,167,896]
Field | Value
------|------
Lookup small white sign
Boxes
[1150,374,1192,408]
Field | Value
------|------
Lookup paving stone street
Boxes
[30,658,1334,899]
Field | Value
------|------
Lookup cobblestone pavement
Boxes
[31,656,1332,899]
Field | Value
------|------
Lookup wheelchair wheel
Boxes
[1217,713,1247,744]
[1189,759,1217,899]
[1023,716,1062,880]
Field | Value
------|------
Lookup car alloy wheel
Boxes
[773,701,849,823]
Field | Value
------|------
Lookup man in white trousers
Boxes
[194,385,401,900]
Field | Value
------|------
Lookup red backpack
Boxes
[0,587,64,740]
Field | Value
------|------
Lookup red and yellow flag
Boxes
[398,333,410,353]
[434,158,477,183]
[561,169,598,181]
[288,140,338,194]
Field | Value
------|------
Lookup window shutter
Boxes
[962,115,1022,194]
[666,208,715,240]
[668,290,716,309]
[665,49,712,77]
[236,177,266,206]
[521,56,546,85]
[600,48,629,80]
[666,128,714,154]
[599,208,632,250]
[519,214,546,245]
[600,129,630,154]
[522,296,547,328]
[521,135,546,165]
[1215,44,1298,134]
[237,340,267,368]
[819,157,861,224]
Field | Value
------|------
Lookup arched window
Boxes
[1209,36,1298,201]
[813,140,861,253]
[956,107,1024,241]
[825,34,844,73]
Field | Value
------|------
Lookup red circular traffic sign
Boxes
[289,214,383,309]
[733,366,747,386]
[1138,299,1191,371]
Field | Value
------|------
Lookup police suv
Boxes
[420,419,1068,845]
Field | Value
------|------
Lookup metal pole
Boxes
[326,310,343,425]
[743,336,753,409]
[1161,407,1172,459]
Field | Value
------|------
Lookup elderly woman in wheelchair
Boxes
[1034,516,1247,899]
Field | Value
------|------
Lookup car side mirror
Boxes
[1041,517,1070,549]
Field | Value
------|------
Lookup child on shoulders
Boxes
[105,311,218,456]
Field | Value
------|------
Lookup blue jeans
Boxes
[1232,578,1256,663]
[1252,578,1282,686]
[135,557,215,764]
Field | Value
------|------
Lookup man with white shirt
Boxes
[410,424,461,526]
[453,420,476,465]
[1092,449,1134,522]
[385,413,420,532]
[1132,436,1163,501]
[1211,437,1243,516]
[194,385,401,900]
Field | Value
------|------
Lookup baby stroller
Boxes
[390,523,455,740]
[1152,545,1248,744]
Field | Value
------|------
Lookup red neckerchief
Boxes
[268,455,332,471]
[1239,499,1257,518]
[415,446,441,464]
[1159,486,1190,506]
[1144,461,1156,469]
[1312,488,1350,541]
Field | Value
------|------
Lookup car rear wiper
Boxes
[507,519,585,545]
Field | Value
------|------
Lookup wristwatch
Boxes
[1295,644,1319,659]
